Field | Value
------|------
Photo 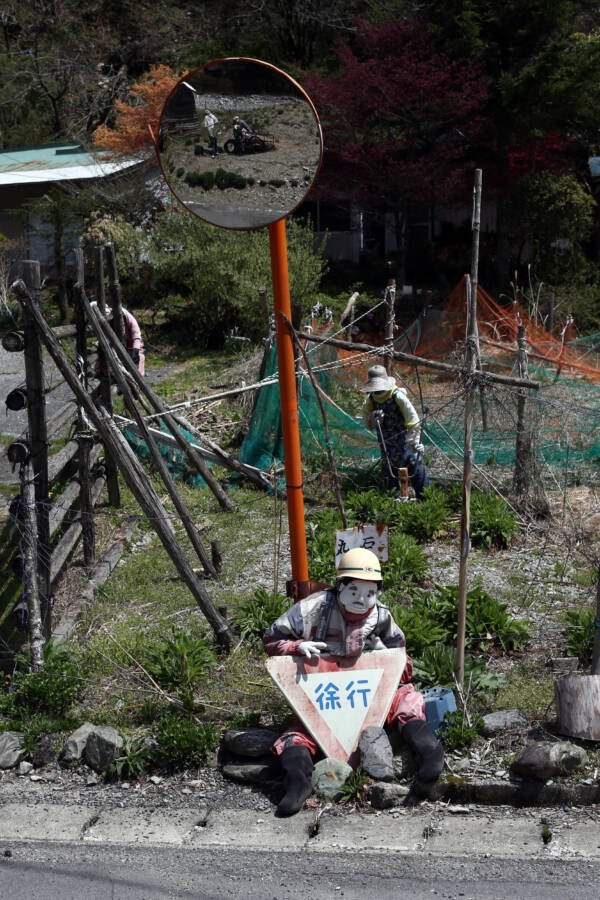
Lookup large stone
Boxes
[510,741,588,782]
[359,726,394,781]
[481,709,528,736]
[32,733,60,768]
[221,756,280,785]
[368,781,410,809]
[221,729,280,758]
[312,757,353,801]
[61,722,96,764]
[84,726,123,773]
[0,732,25,769]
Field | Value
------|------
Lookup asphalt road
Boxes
[1,843,599,900]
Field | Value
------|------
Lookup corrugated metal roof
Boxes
[0,143,141,185]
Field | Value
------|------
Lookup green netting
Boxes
[239,340,379,473]
[123,420,211,487]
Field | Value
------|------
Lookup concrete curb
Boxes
[415,777,600,807]
[0,803,599,859]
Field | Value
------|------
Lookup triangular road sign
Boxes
[266,648,406,765]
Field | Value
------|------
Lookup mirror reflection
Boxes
[157,58,322,229]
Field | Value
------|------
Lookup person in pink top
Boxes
[102,306,145,375]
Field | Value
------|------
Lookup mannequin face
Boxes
[338,578,379,614]
[371,390,389,402]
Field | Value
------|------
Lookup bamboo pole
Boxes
[89,308,235,512]
[384,279,396,375]
[299,332,539,391]
[455,274,478,689]
[11,277,233,649]
[513,324,531,496]
[81,290,219,578]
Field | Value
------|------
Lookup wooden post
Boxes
[22,260,51,638]
[82,292,219,578]
[19,457,45,670]
[469,169,488,432]
[11,278,234,649]
[104,243,125,346]
[90,308,235,512]
[90,245,121,507]
[455,275,477,689]
[398,467,409,499]
[555,675,600,740]
[513,324,531,497]
[384,279,396,375]
[73,263,95,568]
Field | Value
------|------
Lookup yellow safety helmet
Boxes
[336,547,382,582]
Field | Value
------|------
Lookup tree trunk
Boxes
[555,675,600,740]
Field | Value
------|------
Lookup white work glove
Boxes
[298,641,328,658]
[372,409,385,423]
[406,429,424,455]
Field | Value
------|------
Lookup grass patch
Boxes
[494,663,555,718]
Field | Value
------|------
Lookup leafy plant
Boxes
[108,734,154,780]
[413,644,506,694]
[438,709,483,751]
[386,599,446,657]
[306,507,342,584]
[563,607,595,666]
[338,766,370,804]
[344,489,404,529]
[232,588,290,644]
[215,168,246,190]
[382,532,429,590]
[154,711,219,770]
[145,630,216,710]
[401,487,451,542]
[9,642,87,717]
[470,491,518,549]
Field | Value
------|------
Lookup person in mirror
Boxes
[203,109,218,158]
[362,364,429,499]
[232,115,254,152]
[263,548,444,816]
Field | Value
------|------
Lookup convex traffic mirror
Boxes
[157,57,322,229]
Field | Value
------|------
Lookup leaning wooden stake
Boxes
[90,307,234,512]
[104,243,125,346]
[11,278,233,650]
[81,292,219,578]
[384,279,396,376]
[513,324,532,497]
[19,457,45,670]
[73,270,95,568]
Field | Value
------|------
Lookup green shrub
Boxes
[306,507,342,584]
[386,598,446,657]
[470,491,518,549]
[413,645,506,694]
[439,709,483,750]
[232,587,290,644]
[563,607,595,665]
[345,490,404,529]
[185,170,215,190]
[382,532,429,590]
[155,711,219,770]
[194,144,203,155]
[401,487,451,542]
[215,168,246,190]
[108,734,154,780]
[9,643,86,716]
[145,630,216,710]
[176,167,185,178]
[268,178,285,187]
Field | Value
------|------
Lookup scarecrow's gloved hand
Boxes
[406,429,424,455]
[298,641,328,658]
[372,409,385,423]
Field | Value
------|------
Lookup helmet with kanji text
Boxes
[336,547,382,582]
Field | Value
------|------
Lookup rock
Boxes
[359,727,394,781]
[222,756,280,785]
[391,745,417,781]
[312,757,353,801]
[149,775,163,785]
[550,657,579,675]
[368,781,410,809]
[447,805,471,814]
[86,774,99,787]
[481,709,528,736]
[221,728,280,758]
[510,741,588,782]
[17,760,33,776]
[84,726,123,773]
[0,732,25,769]
[61,723,96,764]
[32,733,60,768]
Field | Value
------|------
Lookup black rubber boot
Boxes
[276,746,314,817]
[401,719,444,782]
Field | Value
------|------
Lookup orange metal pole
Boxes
[269,218,309,585]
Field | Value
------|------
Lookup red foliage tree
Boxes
[306,19,490,280]
[92,64,179,154]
